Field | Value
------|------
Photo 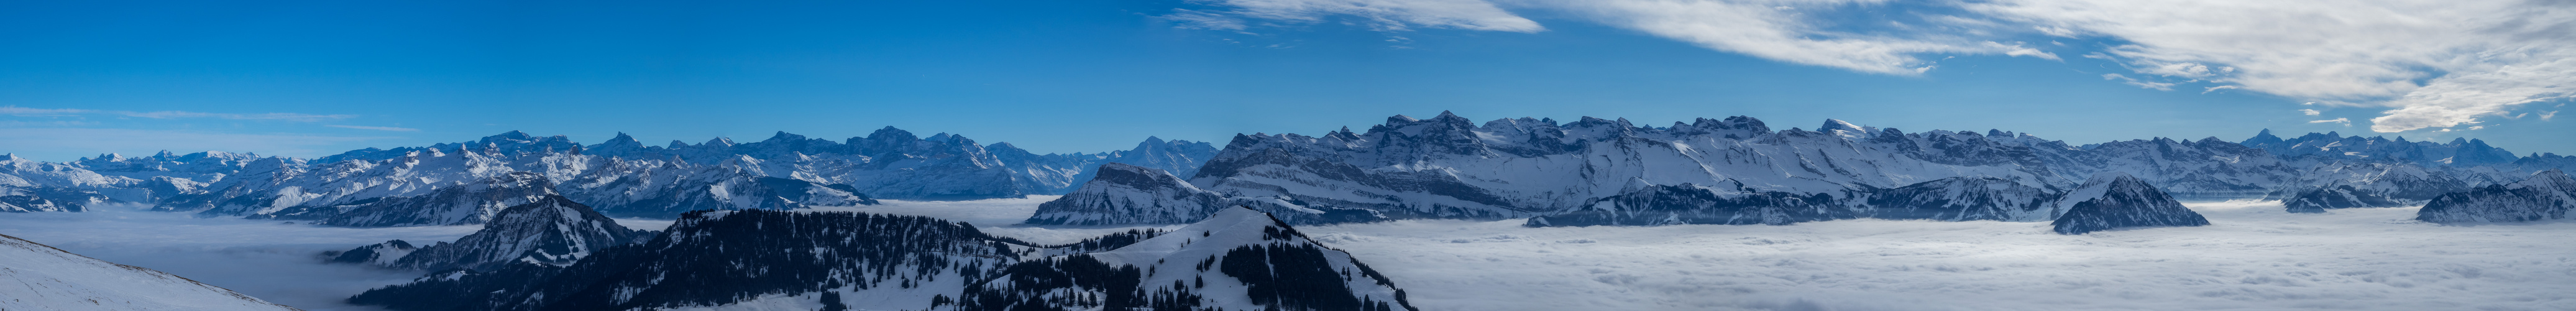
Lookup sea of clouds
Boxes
[4,199,2569,310]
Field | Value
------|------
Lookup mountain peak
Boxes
[765,131,807,142]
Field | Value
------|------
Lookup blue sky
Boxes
[2,0,2568,161]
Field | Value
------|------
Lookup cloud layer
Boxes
[1171,0,2575,132]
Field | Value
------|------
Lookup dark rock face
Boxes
[2283,185,2409,213]
[2416,170,2576,223]
[1525,183,1851,226]
[388,196,651,271]
[1027,163,1380,226]
[2050,174,2210,234]
[354,209,1024,311]
[326,239,418,266]
[1856,177,2063,221]
[351,207,1418,311]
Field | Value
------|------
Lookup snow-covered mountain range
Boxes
[347,207,1415,311]
[1025,113,2570,226]
[0,128,1215,222]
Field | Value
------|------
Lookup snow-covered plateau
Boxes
[7,197,2565,310]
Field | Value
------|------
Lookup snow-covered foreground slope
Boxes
[0,233,300,310]
[0,206,480,310]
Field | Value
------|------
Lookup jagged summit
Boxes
[2239,129,2520,166]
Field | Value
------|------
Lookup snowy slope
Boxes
[352,209,1027,311]
[1027,163,1380,225]
[2050,173,2210,234]
[389,195,651,271]
[2414,170,2576,223]
[0,233,300,310]
[951,207,1418,311]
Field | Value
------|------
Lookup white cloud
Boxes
[1175,0,2574,132]
[2204,85,2240,93]
[2299,109,2321,116]
[0,106,93,116]
[1964,0,2576,132]
[1533,0,2045,75]
[1187,0,1542,32]
[1160,9,1249,30]
[2543,110,2560,121]
[325,124,421,132]
[2102,73,2176,91]
[2310,118,2352,125]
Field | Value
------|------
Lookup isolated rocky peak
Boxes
[391,195,648,271]
[2050,172,2209,234]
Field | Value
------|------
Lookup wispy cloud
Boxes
[2102,73,2176,91]
[325,124,420,132]
[0,106,94,116]
[1171,0,2575,132]
[0,106,352,122]
[1182,0,1541,32]
[2299,109,2322,116]
[2309,118,2352,125]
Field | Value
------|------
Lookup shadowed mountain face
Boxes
[2416,170,2576,224]
[351,207,1416,311]
[1027,163,1381,226]
[2051,174,2209,234]
[388,195,653,272]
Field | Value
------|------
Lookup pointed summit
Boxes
[764,131,806,142]
[2050,173,2209,234]
[390,195,650,271]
